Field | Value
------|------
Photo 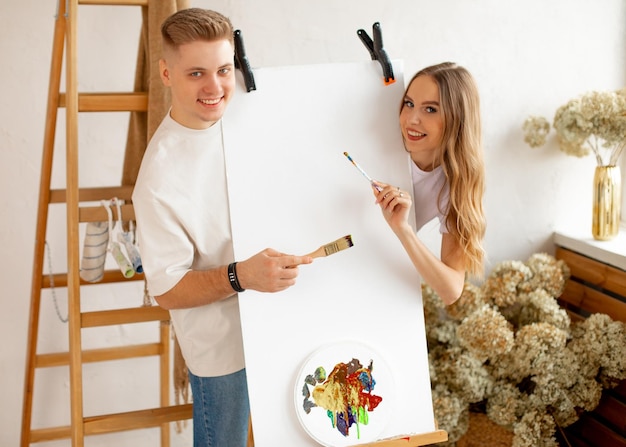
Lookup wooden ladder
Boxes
[20,1,192,446]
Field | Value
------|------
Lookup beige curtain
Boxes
[122,0,190,186]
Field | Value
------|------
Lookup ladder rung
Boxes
[82,306,170,328]
[28,425,70,444]
[87,404,193,435]
[50,186,134,204]
[79,0,148,5]
[35,343,162,368]
[29,404,193,443]
[80,203,135,222]
[59,92,148,112]
[42,270,143,288]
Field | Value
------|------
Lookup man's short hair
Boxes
[161,8,234,52]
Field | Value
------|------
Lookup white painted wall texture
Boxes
[1,1,624,446]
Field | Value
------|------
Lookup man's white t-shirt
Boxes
[132,113,244,377]
[411,162,450,233]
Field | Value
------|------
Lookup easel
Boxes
[352,428,448,446]
[223,22,448,446]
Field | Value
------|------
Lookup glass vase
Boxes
[592,165,621,240]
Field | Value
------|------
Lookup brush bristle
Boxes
[323,235,354,256]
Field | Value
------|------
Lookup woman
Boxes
[374,62,486,305]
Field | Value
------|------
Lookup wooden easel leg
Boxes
[247,414,254,447]
[160,320,171,447]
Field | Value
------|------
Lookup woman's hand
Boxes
[372,181,412,234]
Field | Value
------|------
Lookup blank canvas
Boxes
[223,60,435,446]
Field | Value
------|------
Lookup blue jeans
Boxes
[188,368,250,447]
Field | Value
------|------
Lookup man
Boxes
[132,8,312,446]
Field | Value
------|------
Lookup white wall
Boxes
[1,1,624,446]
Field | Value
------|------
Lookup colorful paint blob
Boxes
[301,357,382,438]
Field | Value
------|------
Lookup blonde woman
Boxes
[374,62,486,305]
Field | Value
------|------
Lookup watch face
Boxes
[294,340,395,446]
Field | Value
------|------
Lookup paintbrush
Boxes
[305,235,354,259]
[343,151,383,191]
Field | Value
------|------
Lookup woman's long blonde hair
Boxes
[405,62,486,277]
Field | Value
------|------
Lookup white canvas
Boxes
[223,60,435,446]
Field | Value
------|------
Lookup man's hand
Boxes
[236,248,313,293]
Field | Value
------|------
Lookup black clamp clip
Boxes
[234,29,256,92]
[357,22,395,85]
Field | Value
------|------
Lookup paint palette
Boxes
[294,341,395,446]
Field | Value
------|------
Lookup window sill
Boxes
[553,226,626,271]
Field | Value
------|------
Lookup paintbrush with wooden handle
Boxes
[305,235,354,258]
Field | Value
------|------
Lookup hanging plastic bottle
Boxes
[113,198,143,274]
[102,199,134,278]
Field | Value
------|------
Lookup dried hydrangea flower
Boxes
[550,394,578,428]
[595,320,626,383]
[486,381,523,427]
[512,322,567,378]
[518,289,570,331]
[430,345,493,404]
[453,354,494,404]
[522,116,551,148]
[567,375,603,412]
[531,372,571,409]
[553,89,626,165]
[431,384,469,443]
[427,319,460,347]
[457,305,515,361]
[446,281,485,321]
[569,313,626,385]
[482,261,533,308]
[512,409,558,447]
[429,345,461,388]
[553,98,592,157]
[485,349,518,381]
[517,393,545,418]
[541,347,579,390]
[520,253,570,297]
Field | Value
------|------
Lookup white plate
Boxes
[294,340,395,446]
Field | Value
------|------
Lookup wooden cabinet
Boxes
[555,247,626,447]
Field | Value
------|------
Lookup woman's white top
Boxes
[411,162,450,233]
